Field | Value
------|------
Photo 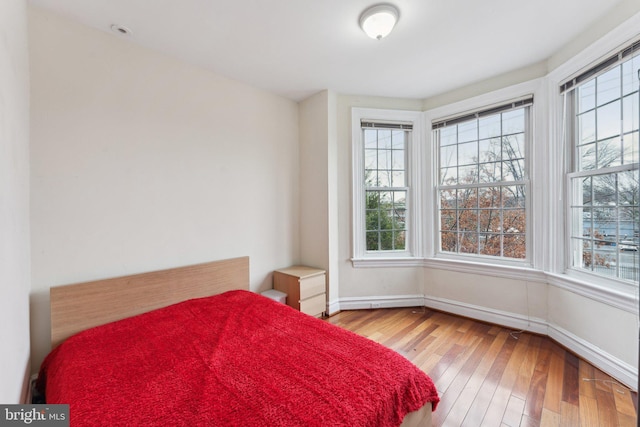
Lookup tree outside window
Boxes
[436,106,530,260]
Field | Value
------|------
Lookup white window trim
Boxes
[351,108,423,266]
[424,79,545,270]
[546,15,640,299]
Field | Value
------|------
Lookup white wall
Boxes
[298,90,341,313]
[0,0,31,404]
[29,6,300,371]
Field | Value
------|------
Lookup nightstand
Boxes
[273,266,326,317]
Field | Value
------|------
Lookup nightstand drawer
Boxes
[299,274,325,300]
[299,293,326,317]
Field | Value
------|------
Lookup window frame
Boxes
[351,108,423,266]
[424,80,543,271]
[433,101,533,266]
[562,46,640,290]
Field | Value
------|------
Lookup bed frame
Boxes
[50,256,249,349]
[48,255,431,426]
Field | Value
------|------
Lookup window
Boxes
[351,108,421,263]
[363,124,409,251]
[433,100,532,262]
[566,45,639,284]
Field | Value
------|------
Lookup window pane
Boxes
[391,171,405,187]
[479,209,501,233]
[502,134,525,161]
[441,231,457,252]
[377,171,390,187]
[577,111,596,144]
[479,234,502,256]
[503,209,525,234]
[502,185,525,208]
[458,210,478,231]
[618,170,639,206]
[441,145,457,168]
[577,79,596,113]
[597,137,622,168]
[440,126,457,146]
[596,101,621,140]
[440,209,457,230]
[378,149,391,170]
[391,149,404,170]
[459,232,478,254]
[592,175,616,205]
[596,67,621,106]
[365,149,377,170]
[457,188,477,209]
[458,141,478,165]
[364,129,377,149]
[502,109,525,135]
[458,165,478,184]
[440,167,457,185]
[622,54,640,96]
[391,130,405,149]
[479,115,501,140]
[440,189,456,209]
[478,187,501,208]
[378,130,392,149]
[623,132,639,164]
[479,162,500,183]
[622,94,639,134]
[502,159,525,182]
[579,143,597,171]
[458,121,477,143]
[479,138,501,163]
[504,234,526,259]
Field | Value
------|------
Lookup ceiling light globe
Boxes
[360,5,399,40]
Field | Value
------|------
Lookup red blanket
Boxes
[38,290,438,426]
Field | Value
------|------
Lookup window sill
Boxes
[351,257,425,268]
[423,257,545,283]
[546,271,638,314]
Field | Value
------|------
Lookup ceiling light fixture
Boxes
[359,4,399,40]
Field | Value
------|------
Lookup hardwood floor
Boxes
[326,307,638,427]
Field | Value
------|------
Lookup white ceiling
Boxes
[29,0,628,101]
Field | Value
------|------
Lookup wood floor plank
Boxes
[578,360,597,399]
[461,335,518,426]
[481,333,532,426]
[559,400,579,426]
[562,352,580,405]
[540,407,561,426]
[579,394,600,427]
[325,307,637,427]
[523,338,553,422]
[440,331,510,427]
[431,333,492,424]
[543,344,566,413]
[501,394,526,427]
[595,388,619,427]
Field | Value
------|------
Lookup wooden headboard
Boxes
[50,256,249,348]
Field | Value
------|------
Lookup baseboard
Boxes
[336,294,638,391]
[338,294,424,310]
[548,324,637,391]
[422,295,548,335]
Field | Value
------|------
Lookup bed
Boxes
[37,257,439,426]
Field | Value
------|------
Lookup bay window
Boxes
[564,42,639,284]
